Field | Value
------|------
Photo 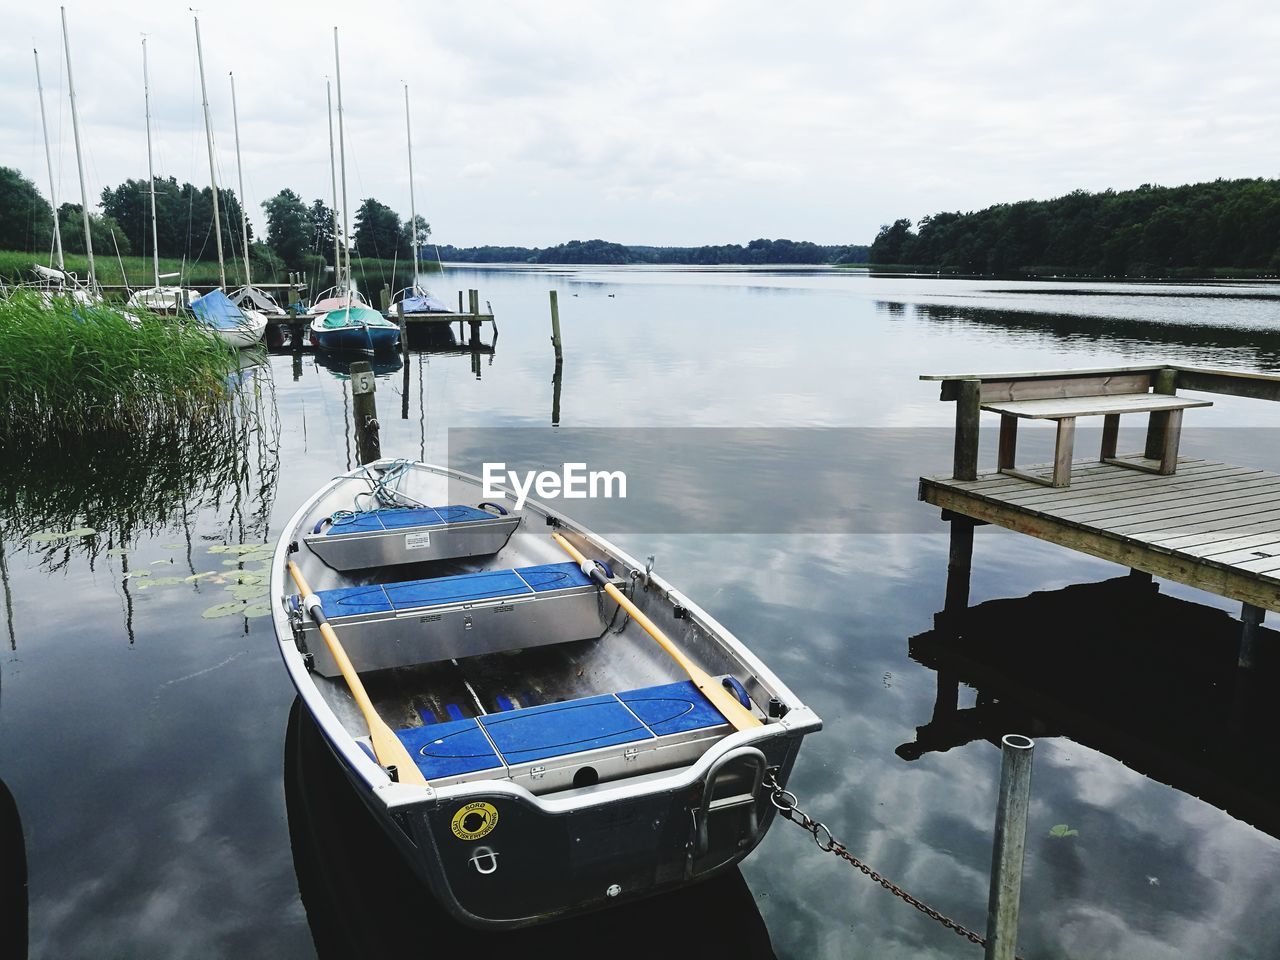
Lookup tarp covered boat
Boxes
[190,288,266,348]
[310,304,401,353]
[270,460,819,928]
[391,285,450,315]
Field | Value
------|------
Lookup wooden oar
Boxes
[288,560,427,786]
[552,533,761,732]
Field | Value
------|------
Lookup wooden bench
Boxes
[985,392,1213,487]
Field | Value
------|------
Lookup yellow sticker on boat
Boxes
[451,801,499,841]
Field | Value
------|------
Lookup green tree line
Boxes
[870,179,1280,276]
[436,237,870,265]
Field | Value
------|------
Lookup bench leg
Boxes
[998,414,1018,471]
[1158,408,1183,475]
[1100,413,1120,460]
[1052,417,1076,487]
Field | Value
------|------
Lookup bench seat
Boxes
[297,562,610,676]
[393,680,731,790]
[982,393,1211,419]
[984,392,1213,488]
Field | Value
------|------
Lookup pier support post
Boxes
[398,302,410,420]
[984,734,1035,960]
[458,290,464,313]
[954,379,981,481]
[1239,602,1264,670]
[469,289,480,317]
[380,285,391,313]
[549,290,564,361]
[1144,368,1178,460]
[942,515,976,625]
[350,361,381,465]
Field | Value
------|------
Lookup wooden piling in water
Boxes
[380,285,391,313]
[549,290,563,361]
[350,361,381,464]
[985,734,1034,960]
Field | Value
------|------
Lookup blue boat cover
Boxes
[314,561,593,618]
[191,289,249,330]
[325,505,494,536]
[397,289,450,313]
[395,680,727,780]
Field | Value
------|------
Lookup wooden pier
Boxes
[920,364,1280,628]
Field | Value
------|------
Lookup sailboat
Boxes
[226,71,286,321]
[188,14,266,349]
[27,47,90,305]
[388,84,450,317]
[22,13,103,308]
[308,30,399,354]
[126,38,198,316]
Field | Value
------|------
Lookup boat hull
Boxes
[270,461,820,928]
[310,321,401,353]
[326,721,805,927]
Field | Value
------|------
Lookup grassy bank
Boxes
[0,292,239,438]
[0,250,443,293]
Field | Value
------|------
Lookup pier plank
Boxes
[919,457,1280,613]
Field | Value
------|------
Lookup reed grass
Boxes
[0,290,239,439]
[0,250,229,288]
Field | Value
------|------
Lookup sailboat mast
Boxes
[326,80,341,290]
[404,83,420,288]
[60,6,94,288]
[229,71,251,287]
[32,48,64,272]
[193,15,226,289]
[142,38,160,290]
[333,28,352,303]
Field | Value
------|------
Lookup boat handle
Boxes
[478,501,508,516]
[695,746,767,857]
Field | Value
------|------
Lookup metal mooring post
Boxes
[984,734,1035,960]
[350,360,381,465]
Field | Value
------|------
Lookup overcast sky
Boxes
[3,0,1278,248]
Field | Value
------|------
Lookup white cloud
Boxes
[3,0,1278,248]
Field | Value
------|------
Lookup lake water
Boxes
[3,266,1279,959]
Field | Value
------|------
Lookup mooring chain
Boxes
[765,773,1024,958]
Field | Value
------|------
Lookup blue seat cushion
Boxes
[396,680,730,780]
[313,562,593,618]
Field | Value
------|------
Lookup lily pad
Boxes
[184,571,221,582]
[244,600,273,618]
[29,527,96,543]
[202,600,247,619]
[126,570,152,579]
[161,542,183,550]
[150,559,173,566]
[1048,824,1079,839]
[227,571,266,585]
[106,547,131,557]
[136,576,189,589]
[209,543,270,555]
[228,583,269,601]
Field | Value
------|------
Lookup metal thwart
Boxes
[765,773,1025,959]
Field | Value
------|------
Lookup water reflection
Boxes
[0,372,281,557]
[283,700,775,960]
[900,574,1280,838]
[911,302,1280,369]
